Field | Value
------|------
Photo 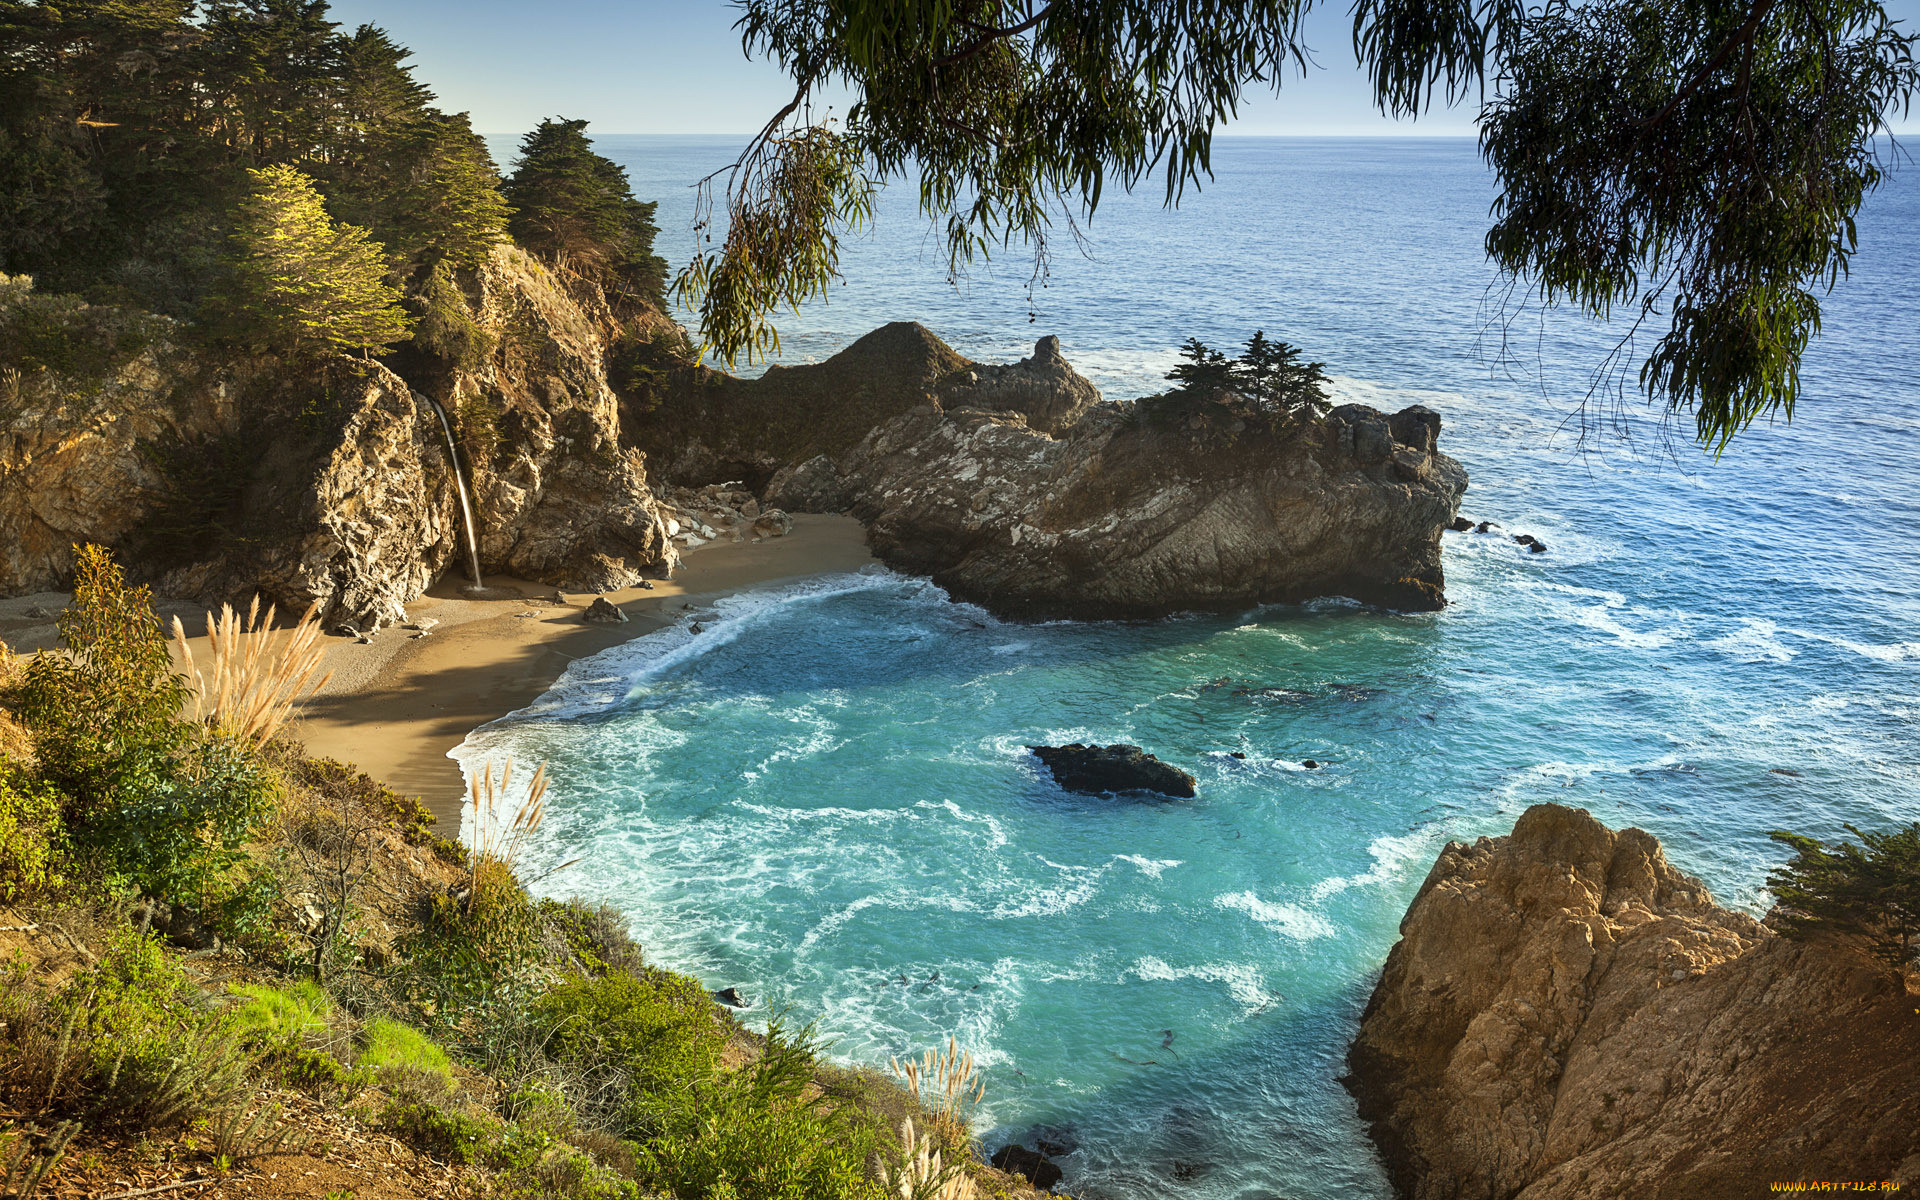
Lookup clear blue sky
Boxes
[331,0,1919,139]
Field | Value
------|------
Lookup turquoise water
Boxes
[460,139,1920,1199]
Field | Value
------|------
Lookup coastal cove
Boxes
[442,138,1920,1200]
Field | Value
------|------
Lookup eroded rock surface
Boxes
[1347,803,1920,1200]
[764,337,1466,616]
[0,248,673,627]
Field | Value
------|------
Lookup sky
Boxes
[331,0,1920,140]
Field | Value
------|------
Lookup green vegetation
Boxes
[1768,822,1920,971]
[504,119,667,313]
[1139,331,1333,435]
[0,549,992,1200]
[217,165,413,359]
[688,0,1917,446]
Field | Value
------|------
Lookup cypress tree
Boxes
[221,163,412,358]
[503,118,665,309]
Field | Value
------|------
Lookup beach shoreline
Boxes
[289,513,876,828]
[0,516,875,829]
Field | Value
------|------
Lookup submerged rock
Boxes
[989,1144,1063,1192]
[1346,803,1920,1200]
[1029,743,1197,799]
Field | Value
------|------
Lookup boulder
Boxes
[990,1144,1063,1192]
[712,986,748,1009]
[582,597,627,624]
[1029,743,1197,799]
[1347,804,1920,1200]
[1513,533,1548,554]
[1449,516,1474,532]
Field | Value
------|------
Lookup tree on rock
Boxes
[503,118,665,311]
[221,163,412,358]
[1768,822,1920,972]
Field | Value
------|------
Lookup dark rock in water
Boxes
[1513,533,1548,554]
[712,987,748,1009]
[1303,760,1321,769]
[1030,743,1197,799]
[990,1145,1063,1191]
[583,596,627,624]
[1449,516,1475,532]
[1475,521,1500,533]
[1036,1139,1073,1158]
[1229,751,1248,760]
[690,622,705,635]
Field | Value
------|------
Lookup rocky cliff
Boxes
[0,248,673,628]
[1347,804,1920,1199]
[752,330,1465,617]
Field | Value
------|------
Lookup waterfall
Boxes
[423,395,486,592]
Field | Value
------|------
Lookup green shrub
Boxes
[539,898,643,979]
[359,1018,454,1084]
[382,1095,493,1164]
[410,260,496,373]
[0,767,64,901]
[12,547,278,910]
[400,858,543,1029]
[230,980,331,1049]
[638,1022,881,1200]
[530,968,723,1109]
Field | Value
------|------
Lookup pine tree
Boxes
[1768,823,1920,972]
[1234,330,1331,413]
[222,163,412,357]
[1164,337,1234,395]
[504,118,665,309]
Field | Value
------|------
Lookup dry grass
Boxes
[890,1039,983,1150]
[886,1119,977,1200]
[466,758,576,878]
[171,597,332,748]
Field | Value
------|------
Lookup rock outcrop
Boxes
[1029,743,1197,799]
[754,330,1464,616]
[1347,804,1920,1200]
[0,249,673,628]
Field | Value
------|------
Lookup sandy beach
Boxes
[0,514,876,829]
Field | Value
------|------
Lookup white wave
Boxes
[1807,694,1850,711]
[1112,854,1182,879]
[1706,618,1797,663]
[990,858,1108,919]
[1309,833,1432,901]
[1804,632,1920,664]
[1129,956,1279,1012]
[1213,891,1336,940]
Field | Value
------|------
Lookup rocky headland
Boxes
[1347,804,1920,1198]
[640,324,1469,618]
[4,285,1468,623]
[1,249,676,630]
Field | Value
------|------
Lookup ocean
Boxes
[462,136,1920,1199]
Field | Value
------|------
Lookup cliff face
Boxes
[0,248,672,628]
[757,330,1464,618]
[1347,804,1920,1200]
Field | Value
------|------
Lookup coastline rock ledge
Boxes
[1346,803,1920,1200]
[643,323,1468,619]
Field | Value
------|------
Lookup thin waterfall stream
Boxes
[423,395,486,592]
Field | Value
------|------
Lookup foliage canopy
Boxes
[1768,822,1920,971]
[504,119,667,312]
[690,0,1918,446]
[221,164,414,358]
